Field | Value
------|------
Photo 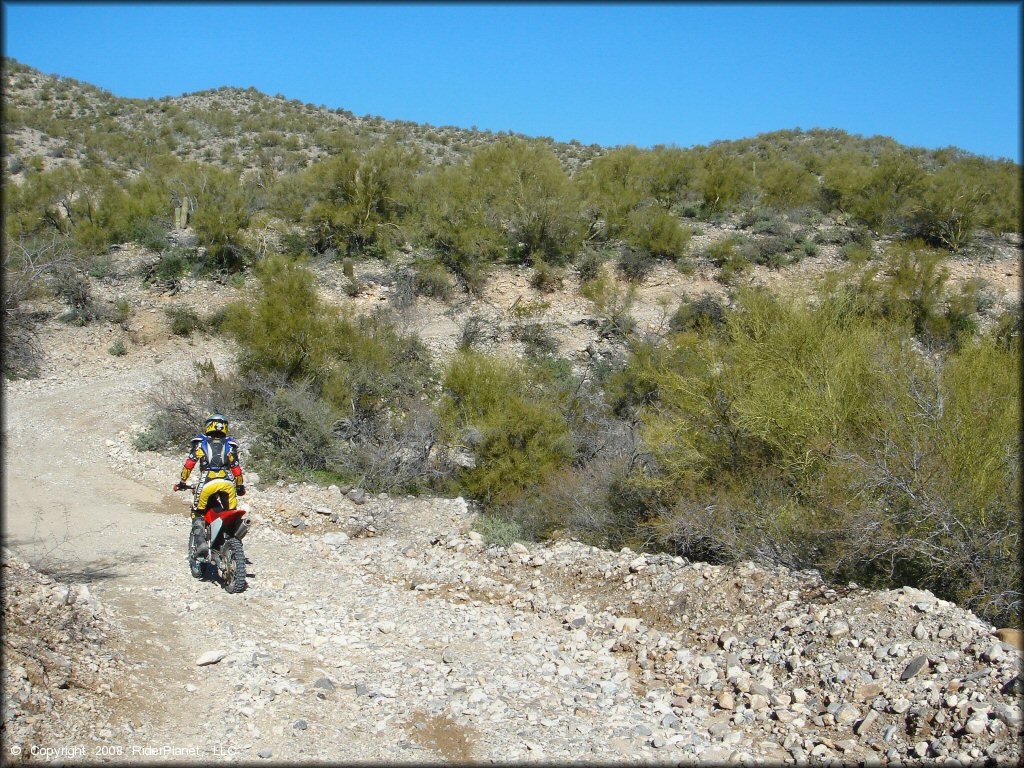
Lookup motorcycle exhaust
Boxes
[235,518,251,541]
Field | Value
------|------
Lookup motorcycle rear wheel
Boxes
[220,537,247,594]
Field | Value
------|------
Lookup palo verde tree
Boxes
[301,140,422,257]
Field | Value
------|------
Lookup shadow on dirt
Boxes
[30,554,144,584]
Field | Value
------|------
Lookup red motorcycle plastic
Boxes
[174,482,251,593]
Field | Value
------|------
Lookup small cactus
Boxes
[342,256,354,280]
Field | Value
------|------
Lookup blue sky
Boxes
[3,3,1020,161]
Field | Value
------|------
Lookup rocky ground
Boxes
[1,553,131,761]
[2,235,1022,764]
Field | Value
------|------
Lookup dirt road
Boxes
[3,347,720,763]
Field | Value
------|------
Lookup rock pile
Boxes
[1,551,129,755]
[362,503,1023,765]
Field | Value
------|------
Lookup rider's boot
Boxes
[191,514,209,556]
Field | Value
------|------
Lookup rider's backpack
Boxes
[204,436,230,469]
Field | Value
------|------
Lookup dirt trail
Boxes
[4,356,393,760]
[2,347,718,763]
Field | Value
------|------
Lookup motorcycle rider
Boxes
[173,413,246,544]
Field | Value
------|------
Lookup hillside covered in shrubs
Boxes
[3,57,1021,628]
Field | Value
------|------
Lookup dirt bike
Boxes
[174,481,251,593]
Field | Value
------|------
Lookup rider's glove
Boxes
[173,481,186,492]
[237,485,246,497]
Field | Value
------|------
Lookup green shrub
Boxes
[512,322,559,358]
[830,335,1021,623]
[508,298,550,321]
[742,236,792,269]
[697,149,752,214]
[413,259,454,300]
[993,304,1022,350]
[440,351,573,506]
[166,305,202,336]
[324,311,434,417]
[711,244,751,285]
[575,249,604,284]
[740,208,788,235]
[703,237,739,266]
[622,206,692,261]
[107,338,127,356]
[670,294,727,333]
[458,314,489,350]
[623,287,1020,625]
[529,261,564,292]
[848,151,925,232]
[676,200,703,219]
[580,274,637,339]
[224,254,336,383]
[206,306,229,333]
[189,166,253,272]
[815,225,872,246]
[905,159,995,252]
[419,165,502,291]
[225,255,433,417]
[108,296,132,330]
[873,240,970,344]
[245,381,340,476]
[420,137,582,271]
[87,255,113,278]
[839,242,873,263]
[473,513,525,547]
[132,412,179,452]
[147,249,189,284]
[127,217,170,251]
[616,246,655,283]
[757,159,818,210]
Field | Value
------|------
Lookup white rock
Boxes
[829,621,850,638]
[613,617,641,634]
[965,716,988,735]
[196,650,227,666]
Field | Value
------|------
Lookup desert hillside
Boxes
[2,57,1022,764]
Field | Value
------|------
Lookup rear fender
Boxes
[207,508,247,544]
[208,517,224,547]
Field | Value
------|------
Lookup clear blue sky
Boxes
[3,3,1020,161]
